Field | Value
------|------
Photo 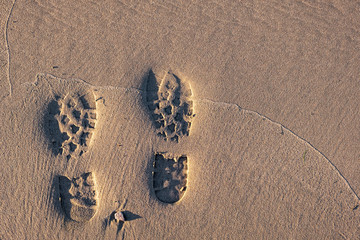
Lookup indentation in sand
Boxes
[45,91,97,160]
[58,172,98,222]
[152,153,188,203]
[145,70,194,142]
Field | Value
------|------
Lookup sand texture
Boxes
[1,1,360,239]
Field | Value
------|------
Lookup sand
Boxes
[1,1,360,239]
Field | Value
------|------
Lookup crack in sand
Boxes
[197,98,360,201]
[4,0,16,97]
[23,73,144,94]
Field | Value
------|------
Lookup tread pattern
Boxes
[58,172,98,222]
[46,91,97,160]
[146,70,194,142]
[152,153,188,203]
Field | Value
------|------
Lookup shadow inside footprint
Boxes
[152,153,188,203]
[44,98,65,156]
[58,176,73,219]
[51,175,66,217]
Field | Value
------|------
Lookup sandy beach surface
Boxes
[1,1,360,239]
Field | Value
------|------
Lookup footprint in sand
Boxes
[145,69,193,203]
[152,153,188,203]
[145,70,194,142]
[58,172,98,222]
[45,91,97,160]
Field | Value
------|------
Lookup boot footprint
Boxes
[58,172,98,222]
[145,70,194,142]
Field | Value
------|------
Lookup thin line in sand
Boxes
[198,97,360,201]
[4,0,17,97]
